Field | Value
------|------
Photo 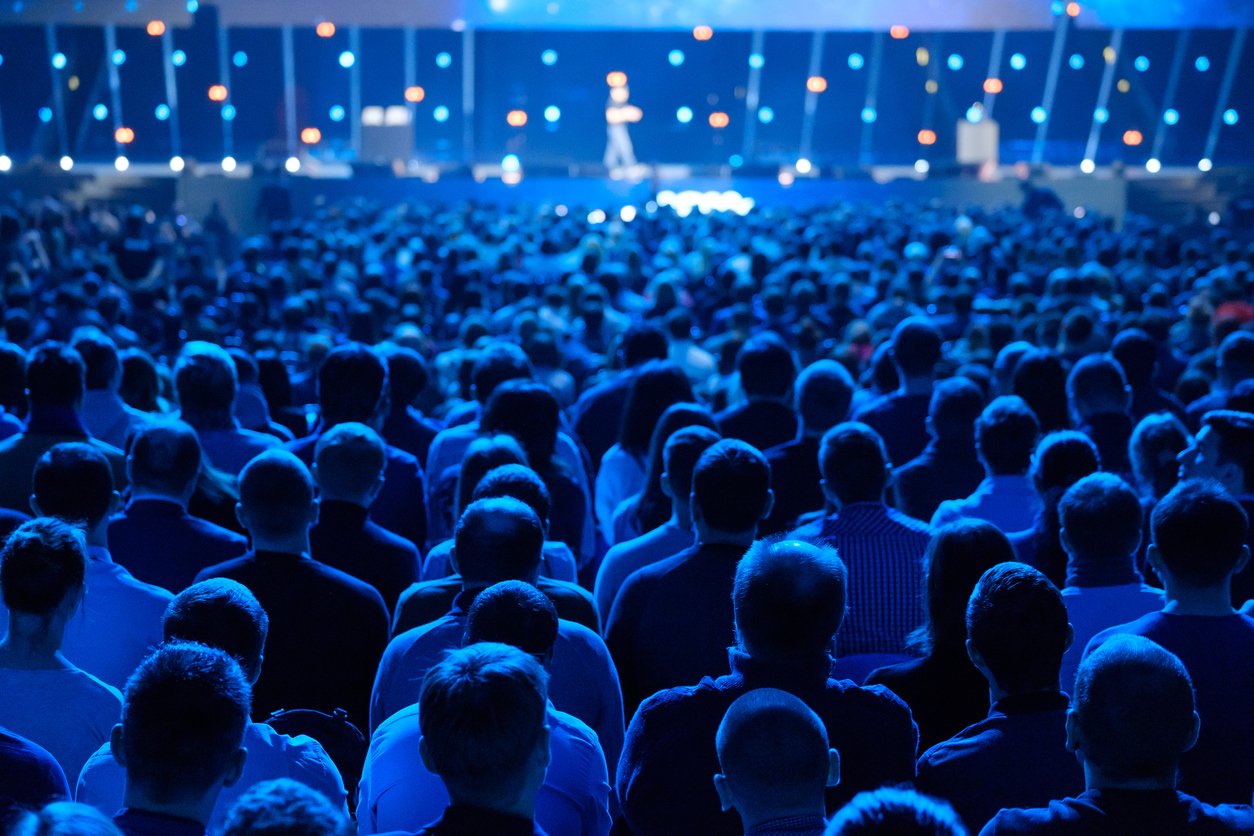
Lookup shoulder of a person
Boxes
[980,804,1059,836]
[363,519,420,555]
[385,444,422,471]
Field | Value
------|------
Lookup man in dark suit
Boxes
[715,332,799,454]
[893,377,986,524]
[109,419,247,593]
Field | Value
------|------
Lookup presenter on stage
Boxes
[605,83,642,170]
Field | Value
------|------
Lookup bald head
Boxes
[314,422,387,505]
[129,419,202,501]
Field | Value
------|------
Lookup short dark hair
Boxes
[222,778,352,836]
[129,419,202,496]
[1151,479,1249,586]
[33,442,115,528]
[620,361,695,457]
[71,328,121,391]
[454,497,545,585]
[734,540,847,659]
[176,342,238,428]
[465,580,559,660]
[455,435,529,520]
[1067,354,1129,414]
[914,519,1016,657]
[0,517,86,615]
[1218,331,1254,384]
[967,563,1069,693]
[929,377,985,440]
[1059,473,1143,561]
[819,422,888,503]
[419,643,548,790]
[663,426,722,502]
[1074,635,1196,781]
[620,322,669,367]
[890,318,943,378]
[163,579,270,685]
[717,689,829,810]
[378,345,429,406]
[238,451,315,539]
[472,465,552,529]
[1111,328,1157,387]
[1129,413,1190,500]
[314,422,386,499]
[976,396,1040,476]
[825,788,965,836]
[318,343,387,426]
[692,440,771,533]
[1032,430,1102,492]
[736,332,797,399]
[1201,410,1254,486]
[796,360,855,434]
[1012,348,1069,432]
[471,342,533,404]
[120,641,250,800]
[26,342,86,408]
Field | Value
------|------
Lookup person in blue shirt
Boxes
[893,377,986,525]
[852,317,942,467]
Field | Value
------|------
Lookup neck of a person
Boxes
[739,800,826,833]
[318,493,370,509]
[130,486,190,510]
[1160,575,1236,617]
[448,784,538,822]
[744,392,787,405]
[1083,760,1178,793]
[896,375,933,397]
[122,783,219,828]
[694,521,757,549]
[669,504,692,531]
[828,492,881,514]
[986,678,1058,706]
[85,520,110,550]
[798,422,826,441]
[0,616,70,669]
[249,531,310,556]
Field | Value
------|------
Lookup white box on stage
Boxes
[957,118,999,166]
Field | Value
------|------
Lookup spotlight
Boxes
[1145,158,1161,173]
[222,156,237,172]
[620,206,637,222]
[111,49,126,66]
[1163,109,1179,125]
[1094,107,1109,123]
[918,129,937,145]
[1080,158,1095,173]
[208,84,228,102]
[316,21,336,38]
[806,76,827,93]
[51,52,67,70]
[233,51,247,67]
[915,159,930,174]
[93,104,108,121]
[889,25,909,39]
[1224,109,1239,125]
[300,127,322,144]
[404,86,425,103]
[338,51,355,68]
[1009,53,1026,70]
[114,156,129,172]
[1122,129,1143,146]
[221,105,236,121]
[169,155,185,172]
[544,105,561,123]
[758,107,774,124]
[1198,158,1213,172]
[709,112,729,129]
[172,50,186,66]
[983,78,1003,94]
[284,156,301,173]
[1195,56,1210,72]
[848,53,864,70]
[795,158,812,174]
[541,49,557,66]
[435,52,452,68]
[668,50,685,66]
[146,20,165,36]
[748,53,765,69]
[693,25,713,41]
[59,155,73,171]
[329,105,346,122]
[1031,107,1047,124]
[676,106,693,123]
[1134,56,1149,72]
[433,106,450,122]
[0,155,10,172]
[947,54,963,71]
[861,107,877,124]
[506,110,528,127]
[1069,54,1084,70]
[38,108,53,123]
[606,71,627,88]
[114,126,135,144]
[501,154,520,172]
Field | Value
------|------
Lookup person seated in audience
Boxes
[715,332,799,453]
[619,539,917,836]
[194,450,389,730]
[11,802,124,836]
[853,317,943,466]
[893,377,987,525]
[72,328,151,451]
[309,422,420,614]
[16,443,173,689]
[867,520,1015,750]
[370,497,623,779]
[1185,331,1254,428]
[1085,480,1254,805]
[360,581,611,836]
[1129,412,1191,507]
[0,518,122,787]
[110,642,250,836]
[595,426,718,622]
[107,419,248,594]
[1110,328,1186,423]
[825,788,966,836]
[1066,355,1135,482]
[377,345,443,467]
[792,422,929,656]
[0,343,127,513]
[175,341,281,478]
[409,643,551,835]
[932,396,1041,534]
[713,688,839,836]
[607,439,773,711]
[1012,349,1070,434]
[284,343,428,549]
[1055,473,1164,689]
[983,635,1254,834]
[221,779,350,836]
[0,725,70,828]
[916,563,1083,831]
[77,579,347,832]
[762,360,856,534]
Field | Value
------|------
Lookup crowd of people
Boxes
[0,187,1253,835]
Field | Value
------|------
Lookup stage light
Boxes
[1163,109,1179,125]
[544,105,561,123]
[1066,2,1081,16]
[861,107,877,123]
[436,52,452,68]
[554,204,568,217]
[285,156,301,173]
[915,159,930,174]
[676,106,693,123]
[111,49,126,66]
[507,109,528,127]
[729,155,743,167]
[114,126,134,144]
[316,21,336,38]
[114,156,129,172]
[795,158,812,174]
[301,127,321,144]
[1104,46,1116,64]
[339,51,355,68]
[588,209,606,224]
[1080,158,1095,173]
[221,104,236,121]
[1123,129,1142,145]
[1117,78,1130,92]
[806,76,827,93]
[172,50,186,66]
[918,129,937,145]
[916,48,929,67]
[1224,109,1239,125]
[233,51,247,67]
[433,105,450,122]
[748,53,765,69]
[1069,53,1084,69]
[0,156,11,172]
[59,156,73,171]
[146,20,165,36]
[1134,56,1149,72]
[1031,106,1047,124]
[1009,53,1026,70]
[890,25,909,39]
[606,71,627,88]
[848,53,864,70]
[758,107,774,124]
[51,52,67,70]
[709,111,729,129]
[68,75,80,90]
[1195,56,1210,71]
[966,105,983,122]
[186,0,198,11]
[170,155,185,172]
[693,26,713,41]
[222,156,237,172]
[502,154,520,172]
[778,171,795,186]
[1198,158,1212,172]
[541,49,557,66]
[1146,158,1161,173]
[669,50,685,66]
[404,86,425,103]
[947,54,963,71]
[38,107,52,123]
[1094,107,1109,123]
[93,104,108,121]
[620,206,637,222]
[208,84,228,102]
[329,105,346,121]
[983,78,1002,94]
[925,79,939,94]
[1209,211,1221,225]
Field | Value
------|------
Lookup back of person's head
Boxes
[620,321,669,367]
[10,801,124,836]
[796,360,856,435]
[734,540,846,659]
[715,689,833,819]
[1218,330,1254,386]
[1198,410,1254,491]
[1058,473,1143,562]
[26,342,86,409]
[71,328,122,392]
[118,641,250,804]
[473,464,552,530]
[620,360,695,456]
[465,580,559,661]
[928,377,985,441]
[994,341,1033,396]
[1150,479,1249,587]
[1129,413,1190,500]
[120,348,161,413]
[736,332,796,399]
[1032,430,1101,495]
[378,344,429,407]
[634,402,719,530]
[32,442,115,529]
[692,439,772,533]
[175,342,238,425]
[966,563,1070,694]
[1067,354,1130,418]
[1071,635,1197,782]
[313,422,386,503]
[1012,348,1069,431]
[0,517,86,616]
[237,451,315,540]
[454,497,544,585]
[481,380,560,468]
[916,520,1015,657]
[471,342,534,404]
[824,788,967,836]
[1111,328,1157,387]
[819,422,890,503]
[221,778,351,836]
[163,579,269,685]
[664,425,722,503]
[317,343,388,426]
[890,318,943,379]
[129,419,202,499]
[455,435,529,518]
[418,643,549,803]
[976,396,1040,476]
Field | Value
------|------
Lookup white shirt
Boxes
[0,665,121,784]
[595,444,646,547]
